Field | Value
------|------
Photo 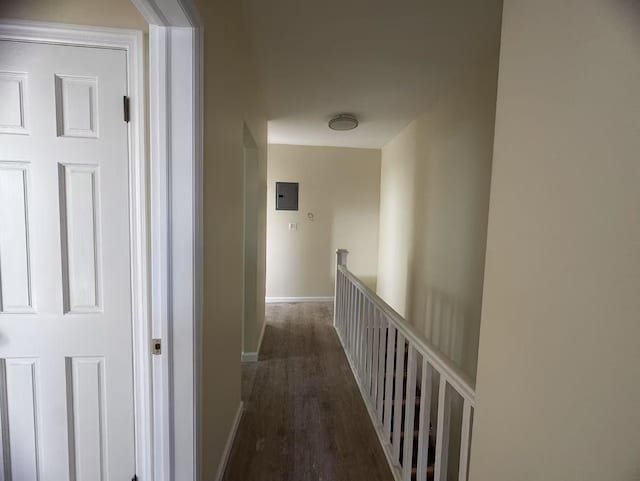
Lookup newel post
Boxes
[336,248,349,268]
[334,249,349,326]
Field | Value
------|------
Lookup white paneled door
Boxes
[0,39,136,481]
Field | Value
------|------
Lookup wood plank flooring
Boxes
[223,302,394,481]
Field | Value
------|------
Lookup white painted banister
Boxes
[334,250,475,481]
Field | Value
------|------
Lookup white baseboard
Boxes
[215,401,244,481]
[265,296,334,304]
[241,352,258,362]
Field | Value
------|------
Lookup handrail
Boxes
[334,249,475,481]
[338,265,475,404]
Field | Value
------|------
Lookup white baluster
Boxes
[362,295,368,382]
[366,300,374,394]
[354,289,360,373]
[369,301,375,394]
[339,272,344,333]
[376,315,387,422]
[354,288,361,373]
[342,279,348,348]
[383,323,396,442]
[348,283,354,357]
[434,376,450,481]
[363,297,369,390]
[336,271,341,332]
[348,280,353,346]
[353,286,358,361]
[402,344,418,481]
[335,249,347,331]
[343,275,348,337]
[458,400,472,481]
[340,273,346,335]
[358,291,366,380]
[417,359,433,481]
[392,331,406,464]
[371,307,380,403]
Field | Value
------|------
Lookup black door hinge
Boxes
[131,475,138,481]
[123,96,131,123]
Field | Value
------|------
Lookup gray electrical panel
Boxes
[276,182,299,211]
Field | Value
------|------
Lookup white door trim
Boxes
[129,2,203,481]
[0,20,151,481]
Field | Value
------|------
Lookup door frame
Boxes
[128,2,203,481]
[0,20,151,480]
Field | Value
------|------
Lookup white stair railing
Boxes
[334,249,475,481]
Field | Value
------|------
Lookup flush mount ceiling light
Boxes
[328,113,359,131]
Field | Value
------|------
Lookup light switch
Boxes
[289,222,298,231]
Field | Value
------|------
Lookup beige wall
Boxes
[267,144,380,297]
[196,0,267,479]
[0,0,147,30]
[470,1,640,480]
[376,55,499,379]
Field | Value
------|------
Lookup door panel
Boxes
[0,162,33,313]
[65,356,107,481]
[0,72,28,135]
[59,164,102,314]
[54,75,99,139]
[1,358,42,481]
[0,39,135,481]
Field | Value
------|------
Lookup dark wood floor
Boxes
[223,302,394,481]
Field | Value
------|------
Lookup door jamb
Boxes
[0,19,151,481]
[128,2,203,481]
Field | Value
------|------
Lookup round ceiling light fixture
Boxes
[328,113,359,131]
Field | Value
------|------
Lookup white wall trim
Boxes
[130,1,203,481]
[145,22,203,481]
[148,24,172,481]
[241,352,258,363]
[266,296,334,304]
[131,0,200,27]
[0,20,152,481]
[215,402,244,481]
[0,19,144,49]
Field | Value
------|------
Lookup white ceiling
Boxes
[243,0,501,148]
